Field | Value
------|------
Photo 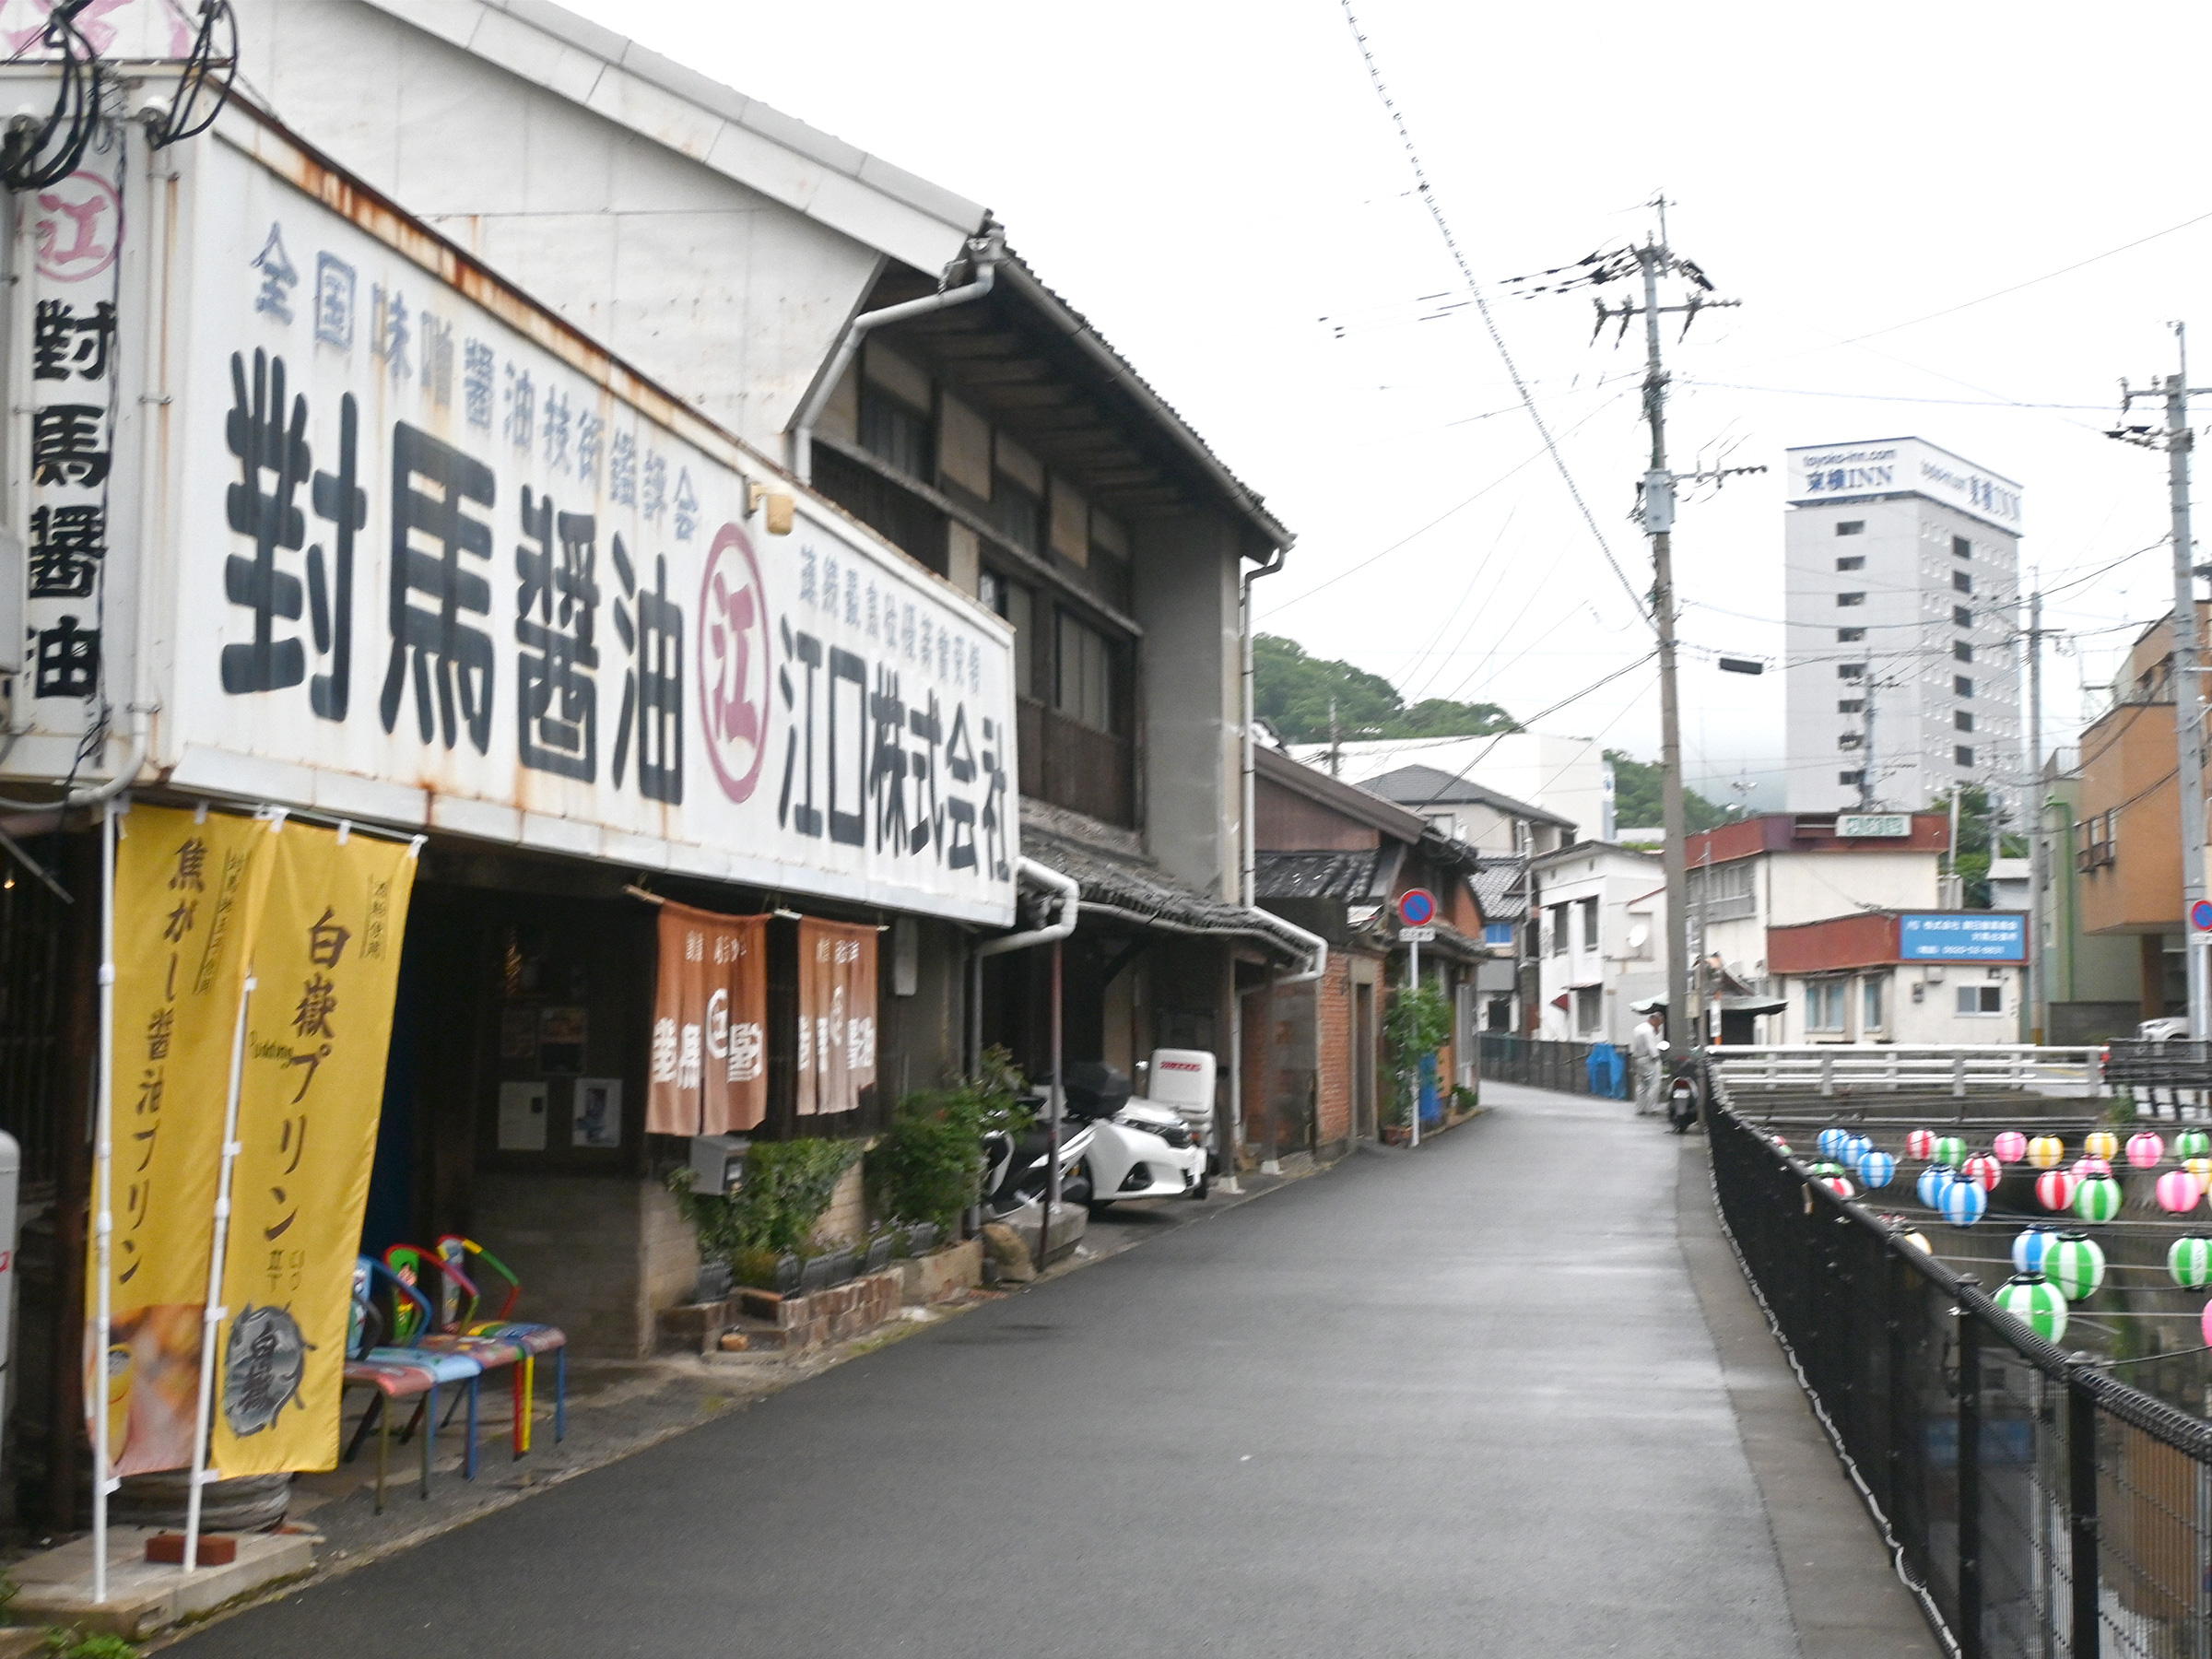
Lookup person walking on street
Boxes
[1630,1009,1665,1115]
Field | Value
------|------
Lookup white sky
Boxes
[566,0,2212,806]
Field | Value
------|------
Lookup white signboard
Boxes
[1835,813,1911,839]
[120,129,1016,924]
[1785,438,2022,534]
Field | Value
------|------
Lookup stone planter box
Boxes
[898,1238,982,1305]
[735,1268,904,1355]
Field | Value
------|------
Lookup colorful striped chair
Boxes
[341,1258,483,1512]
[437,1236,569,1452]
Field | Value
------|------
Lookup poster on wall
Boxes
[573,1078,623,1148]
[121,124,1018,928]
[796,918,877,1117]
[647,903,768,1135]
[208,821,418,1476]
[88,806,276,1477]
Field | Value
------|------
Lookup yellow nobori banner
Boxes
[89,806,276,1476]
[209,821,417,1475]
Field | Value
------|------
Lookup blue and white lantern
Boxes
[1843,1134,1873,1166]
[1917,1163,1954,1209]
[1856,1149,1897,1190]
[1938,1173,1988,1228]
[2011,1226,2057,1277]
[1818,1127,1849,1160]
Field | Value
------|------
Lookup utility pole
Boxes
[1592,214,1749,1063]
[1859,677,1877,812]
[2025,587,2047,1043]
[2110,323,2212,1038]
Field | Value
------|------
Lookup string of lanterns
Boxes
[1794,1118,2212,1353]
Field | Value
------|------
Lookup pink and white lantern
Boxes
[2128,1133,2166,1170]
[2157,1170,2206,1215]
[1993,1131,2028,1164]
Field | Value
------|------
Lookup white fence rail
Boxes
[1710,1044,2104,1099]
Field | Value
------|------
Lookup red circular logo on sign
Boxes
[34,171,120,283]
[699,524,773,805]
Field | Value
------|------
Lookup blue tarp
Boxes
[1586,1042,1626,1099]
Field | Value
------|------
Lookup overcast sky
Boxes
[564,0,2212,805]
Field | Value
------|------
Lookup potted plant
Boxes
[863,1230,896,1274]
[907,1220,942,1255]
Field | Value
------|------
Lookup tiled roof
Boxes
[1471,857,1530,916]
[1358,764,1573,827]
[1253,851,1385,902]
[1022,832,1310,959]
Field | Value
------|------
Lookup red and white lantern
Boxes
[1962,1154,2003,1193]
[2037,1170,2079,1213]
[1905,1129,1936,1160]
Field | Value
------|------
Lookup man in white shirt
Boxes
[1630,1009,1665,1115]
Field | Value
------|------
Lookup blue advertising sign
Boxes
[1899,912,2027,962]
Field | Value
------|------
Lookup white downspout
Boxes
[974,856,1078,959]
[1234,548,1286,1180]
[789,229,1005,486]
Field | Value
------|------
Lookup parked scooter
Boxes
[1664,1053,1702,1135]
[1065,1061,1209,1212]
[979,1090,1097,1224]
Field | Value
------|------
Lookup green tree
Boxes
[1605,750,1731,833]
[1253,634,1520,746]
[1929,784,2024,910]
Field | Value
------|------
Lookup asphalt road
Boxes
[175,1088,1820,1658]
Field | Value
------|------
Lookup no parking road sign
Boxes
[1396,888,1436,928]
[2193,900,2212,933]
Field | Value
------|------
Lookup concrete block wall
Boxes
[815,1159,869,1248]
[473,1174,700,1359]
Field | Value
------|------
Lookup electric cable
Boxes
[1335,1,1651,628]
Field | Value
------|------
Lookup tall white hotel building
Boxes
[1783,438,2024,814]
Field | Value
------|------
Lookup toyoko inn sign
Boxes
[1784,438,2022,534]
[14,115,1018,925]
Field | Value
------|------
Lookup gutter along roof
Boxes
[1022,832,1312,961]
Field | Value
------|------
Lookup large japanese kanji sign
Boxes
[646,903,768,1136]
[119,125,1018,926]
[88,806,275,1477]
[209,819,417,1475]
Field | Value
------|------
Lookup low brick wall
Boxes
[741,1269,903,1353]
[898,1239,982,1305]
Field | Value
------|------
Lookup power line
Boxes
[1335,1,1651,627]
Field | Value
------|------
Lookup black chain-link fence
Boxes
[1477,1033,1610,1097]
[1710,1094,2212,1659]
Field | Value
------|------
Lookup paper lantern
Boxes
[2073,1157,2112,1180]
[1820,1176,1855,1199]
[2157,1169,2205,1214]
[2027,1135,2065,1170]
[1905,1129,1936,1160]
[1843,1134,1872,1166]
[1856,1149,1897,1190]
[2011,1226,2057,1276]
[2202,1300,2212,1350]
[2127,1133,2166,1170]
[2074,1172,2124,1225]
[2177,1129,2209,1160]
[1900,1230,1933,1253]
[2084,1129,2119,1160]
[2170,1235,2212,1290]
[2044,1232,2106,1300]
[1993,1130,2028,1163]
[1935,1135,1969,1168]
[1962,1154,2002,1193]
[2036,1170,2078,1212]
[1917,1164,1954,1208]
[1818,1127,1848,1159]
[1938,1174,1987,1227]
[2187,1157,2212,1184]
[1995,1275,2069,1344]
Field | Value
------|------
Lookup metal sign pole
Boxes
[91,801,117,1605]
[1408,932,1422,1149]
[182,974,254,1574]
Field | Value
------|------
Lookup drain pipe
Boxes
[971,854,1079,1067]
[790,229,1005,486]
[1233,547,1288,1178]
[1240,547,1285,911]
[971,857,1078,1271]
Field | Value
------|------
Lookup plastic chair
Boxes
[437,1235,570,1453]
[340,1258,483,1512]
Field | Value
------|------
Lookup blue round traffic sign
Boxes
[1397,888,1436,927]
[2193,900,2212,933]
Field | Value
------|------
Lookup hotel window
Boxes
[1953,535,1972,559]
[1837,627,1865,642]
[1955,711,1974,733]
[1837,522,1865,536]
[1953,570,1972,594]
[1836,555,1865,571]
[1838,592,1865,607]
[1954,641,1973,664]
[1838,771,1863,786]
[1954,675,1974,697]
[1837,699,1864,713]
[1955,745,1975,767]
[1839,663,1866,679]
[1838,732,1863,750]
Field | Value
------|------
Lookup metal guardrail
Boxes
[1706,1063,2212,1659]
[2104,1040,2212,1089]
[1712,1044,2106,1099]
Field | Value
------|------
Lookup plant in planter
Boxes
[1383,981,1453,1132]
[732,1247,802,1295]
[865,1047,1031,1237]
[862,1229,897,1274]
[668,1137,863,1293]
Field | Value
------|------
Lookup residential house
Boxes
[1248,747,1489,1156]
[2073,610,2203,1021]
[1529,843,1668,1045]
[2034,748,2144,1041]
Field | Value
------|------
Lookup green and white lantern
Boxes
[2074,1172,2124,1225]
[2044,1232,2107,1301]
[2170,1234,2212,1290]
[1995,1274,2070,1344]
[1935,1135,1970,1168]
[2179,1129,2211,1161]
